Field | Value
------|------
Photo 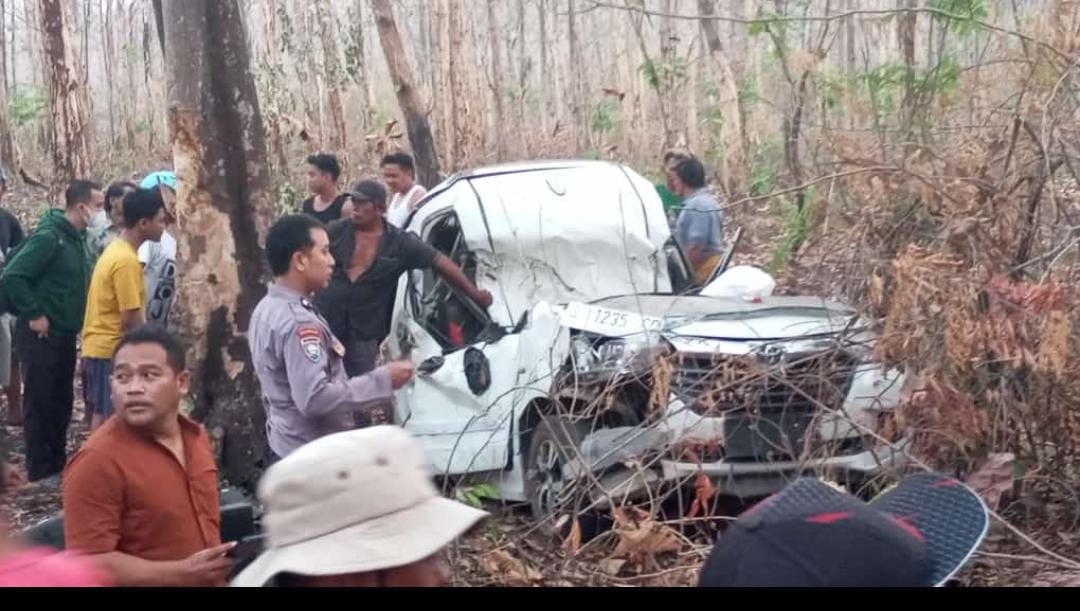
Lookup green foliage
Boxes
[737,73,761,107]
[8,88,47,128]
[855,56,963,121]
[343,11,364,82]
[768,189,816,274]
[273,183,301,219]
[700,80,726,166]
[747,11,788,39]
[928,0,988,36]
[582,149,603,160]
[749,138,782,197]
[816,71,846,111]
[591,97,621,135]
[455,483,500,509]
[134,119,152,135]
[638,56,689,90]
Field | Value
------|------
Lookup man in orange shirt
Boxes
[81,188,166,430]
[62,325,234,586]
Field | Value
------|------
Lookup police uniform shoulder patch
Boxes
[297,326,324,363]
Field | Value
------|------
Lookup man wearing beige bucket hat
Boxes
[231,425,488,587]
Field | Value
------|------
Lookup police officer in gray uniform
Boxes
[248,215,415,463]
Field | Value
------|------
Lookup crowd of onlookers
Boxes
[0,152,988,588]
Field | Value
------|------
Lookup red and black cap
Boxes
[698,472,989,587]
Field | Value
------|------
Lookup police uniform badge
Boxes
[297,327,323,363]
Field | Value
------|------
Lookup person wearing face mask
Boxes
[0,180,101,488]
[86,181,138,269]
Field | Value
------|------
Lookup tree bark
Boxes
[370,0,441,187]
[698,0,749,196]
[163,0,272,489]
[487,0,505,160]
[352,0,374,131]
[538,0,552,135]
[447,0,472,168]
[568,0,586,151]
[0,0,12,167]
[39,0,91,187]
[315,0,346,159]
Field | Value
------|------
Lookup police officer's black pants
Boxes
[17,323,76,482]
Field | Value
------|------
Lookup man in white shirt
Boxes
[138,172,178,326]
[382,153,428,228]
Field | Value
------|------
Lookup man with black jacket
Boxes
[2,180,101,487]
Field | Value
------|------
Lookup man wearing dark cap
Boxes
[315,180,492,383]
[698,472,990,587]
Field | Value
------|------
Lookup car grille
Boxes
[669,348,860,460]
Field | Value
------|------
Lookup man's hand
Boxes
[28,316,49,338]
[178,543,235,586]
[473,290,494,309]
[387,361,415,390]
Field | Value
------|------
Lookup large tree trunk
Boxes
[39,0,91,186]
[370,0,441,188]
[315,0,347,159]
[538,0,552,136]
[163,0,272,489]
[567,0,586,151]
[0,0,12,167]
[487,0,505,161]
[698,0,749,197]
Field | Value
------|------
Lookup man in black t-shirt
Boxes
[315,180,493,378]
[0,168,24,425]
[301,154,353,225]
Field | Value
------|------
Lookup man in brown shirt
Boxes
[62,324,235,586]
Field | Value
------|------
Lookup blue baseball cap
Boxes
[140,171,176,191]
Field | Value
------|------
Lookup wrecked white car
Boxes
[387,160,909,523]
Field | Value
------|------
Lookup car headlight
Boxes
[571,333,668,378]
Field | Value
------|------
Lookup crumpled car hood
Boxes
[588,294,860,341]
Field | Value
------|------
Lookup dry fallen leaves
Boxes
[483,549,544,586]
[967,452,1016,511]
[609,507,683,567]
[685,472,717,519]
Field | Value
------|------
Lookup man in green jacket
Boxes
[2,180,101,486]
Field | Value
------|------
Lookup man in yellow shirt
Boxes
[82,188,166,430]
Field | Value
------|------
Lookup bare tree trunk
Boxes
[698,0,749,196]
[294,3,323,148]
[352,0,374,131]
[538,0,552,136]
[163,0,272,488]
[487,0,505,160]
[448,0,469,168]
[104,0,117,151]
[568,0,586,151]
[370,0,441,187]
[39,0,91,186]
[315,0,347,158]
[0,0,12,167]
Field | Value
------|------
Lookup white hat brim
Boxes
[231,496,487,587]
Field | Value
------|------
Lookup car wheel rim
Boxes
[534,439,564,515]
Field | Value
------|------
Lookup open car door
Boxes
[387,190,561,476]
